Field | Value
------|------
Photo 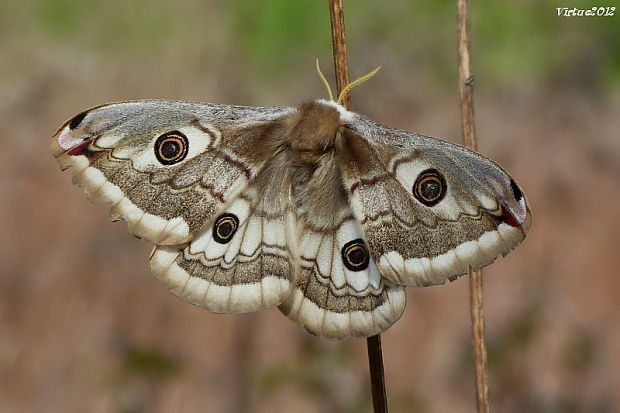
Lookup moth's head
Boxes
[296,100,355,130]
[314,99,355,124]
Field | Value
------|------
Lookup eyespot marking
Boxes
[213,213,239,244]
[341,238,370,272]
[154,131,189,165]
[413,168,447,206]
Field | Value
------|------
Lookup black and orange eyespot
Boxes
[413,168,447,206]
[154,131,188,165]
[341,239,370,272]
[212,213,239,244]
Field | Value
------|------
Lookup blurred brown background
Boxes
[1,1,619,412]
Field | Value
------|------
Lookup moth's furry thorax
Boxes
[287,100,352,157]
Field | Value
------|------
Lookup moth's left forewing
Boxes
[338,115,531,287]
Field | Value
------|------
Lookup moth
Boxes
[52,91,531,339]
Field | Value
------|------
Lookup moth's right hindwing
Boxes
[149,151,295,313]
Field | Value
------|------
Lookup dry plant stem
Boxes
[457,0,490,412]
[225,314,258,413]
[366,334,388,413]
[468,269,489,412]
[328,0,351,108]
[457,14,477,148]
[328,1,388,412]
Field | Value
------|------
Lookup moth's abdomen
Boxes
[283,146,406,339]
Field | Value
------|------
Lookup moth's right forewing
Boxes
[52,101,297,245]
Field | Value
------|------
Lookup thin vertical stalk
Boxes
[327,1,388,412]
[456,0,490,412]
[225,315,257,413]
[365,333,388,413]
[328,0,351,109]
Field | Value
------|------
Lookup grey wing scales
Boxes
[51,100,296,245]
[150,150,295,313]
[337,114,531,287]
[278,152,406,339]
